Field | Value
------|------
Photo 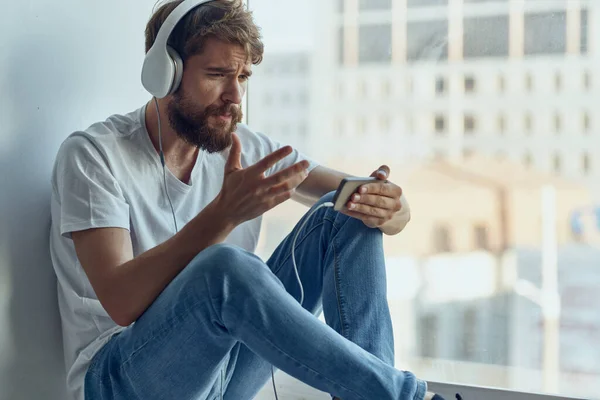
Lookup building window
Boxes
[358,117,367,136]
[338,26,344,65]
[464,115,476,133]
[407,20,449,62]
[463,16,509,59]
[581,9,589,54]
[525,74,533,91]
[583,153,591,175]
[524,113,533,133]
[498,115,506,134]
[523,152,532,168]
[358,80,367,98]
[583,113,591,133]
[435,115,446,134]
[553,153,562,173]
[524,12,567,56]
[382,79,392,98]
[433,225,452,253]
[359,0,392,11]
[474,225,490,250]
[461,308,478,361]
[555,73,562,92]
[435,76,446,95]
[584,71,592,90]
[464,76,476,93]
[420,314,438,358]
[380,115,391,133]
[554,113,562,134]
[359,24,392,64]
[498,76,506,93]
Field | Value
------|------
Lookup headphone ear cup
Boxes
[167,46,184,95]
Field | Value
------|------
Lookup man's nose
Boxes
[222,79,243,105]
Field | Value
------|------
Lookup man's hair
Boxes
[145,0,264,65]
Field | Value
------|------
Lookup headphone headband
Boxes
[142,0,216,98]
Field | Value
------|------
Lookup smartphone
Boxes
[332,177,377,211]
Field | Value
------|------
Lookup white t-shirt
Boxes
[49,105,319,400]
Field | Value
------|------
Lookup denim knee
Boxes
[185,244,273,289]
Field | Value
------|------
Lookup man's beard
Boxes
[167,90,243,153]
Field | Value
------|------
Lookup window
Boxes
[554,113,562,133]
[584,71,592,90]
[474,225,490,250]
[407,20,449,62]
[498,75,505,93]
[463,16,509,59]
[337,26,344,65]
[433,225,452,253]
[382,79,392,98]
[359,24,392,64]
[419,314,438,358]
[358,117,367,136]
[379,115,391,133]
[583,113,590,133]
[581,9,589,54]
[524,12,567,55]
[523,152,532,168]
[434,115,446,134]
[582,153,591,175]
[524,113,533,133]
[525,74,533,91]
[359,0,391,11]
[553,153,562,173]
[435,76,446,95]
[464,115,476,133]
[464,76,476,93]
[408,0,447,7]
[250,2,599,398]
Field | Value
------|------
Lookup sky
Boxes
[248,0,316,53]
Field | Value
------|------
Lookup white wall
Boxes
[0,2,154,399]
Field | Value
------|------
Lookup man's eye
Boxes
[209,73,225,77]
[239,75,249,81]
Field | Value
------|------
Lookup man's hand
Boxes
[214,133,310,227]
[341,165,409,235]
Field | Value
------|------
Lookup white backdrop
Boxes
[0,1,153,399]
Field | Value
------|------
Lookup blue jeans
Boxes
[84,192,427,400]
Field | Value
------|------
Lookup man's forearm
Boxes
[107,201,235,326]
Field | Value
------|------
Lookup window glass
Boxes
[249,1,600,399]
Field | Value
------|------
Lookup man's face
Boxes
[167,37,251,153]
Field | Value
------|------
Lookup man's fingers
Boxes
[346,202,389,219]
[267,168,308,196]
[250,146,294,175]
[341,209,386,228]
[263,161,309,188]
[370,165,390,180]
[349,193,401,212]
[358,181,402,198]
[224,133,242,173]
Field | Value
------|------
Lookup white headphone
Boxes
[141,0,216,98]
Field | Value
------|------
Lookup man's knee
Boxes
[186,244,267,285]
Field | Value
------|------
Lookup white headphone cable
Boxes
[270,200,334,400]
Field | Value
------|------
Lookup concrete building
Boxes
[309,0,600,194]
[248,51,313,154]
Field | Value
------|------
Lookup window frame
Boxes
[245,1,594,399]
